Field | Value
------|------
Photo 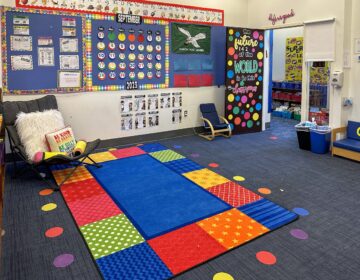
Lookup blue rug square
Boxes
[163,158,203,174]
[96,243,172,280]
[87,154,230,239]
[139,143,168,153]
[238,199,298,230]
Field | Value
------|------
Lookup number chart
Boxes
[85,14,169,92]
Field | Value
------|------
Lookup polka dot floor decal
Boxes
[256,251,277,265]
[292,207,310,216]
[1,229,5,237]
[39,189,54,196]
[270,136,278,140]
[190,153,200,158]
[213,272,235,280]
[41,203,57,212]
[208,163,219,168]
[258,187,272,195]
[173,145,182,149]
[45,227,64,238]
[108,148,117,151]
[53,254,75,268]
[290,229,309,240]
[233,176,246,182]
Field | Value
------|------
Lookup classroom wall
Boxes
[347,0,360,122]
[272,27,303,82]
[247,0,355,128]
[1,0,249,141]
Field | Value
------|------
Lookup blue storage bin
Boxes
[282,111,293,119]
[310,126,331,154]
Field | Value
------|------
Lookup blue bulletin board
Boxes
[85,14,169,91]
[2,7,84,94]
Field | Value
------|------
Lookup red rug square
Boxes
[61,178,106,203]
[110,147,146,159]
[148,223,226,274]
[67,193,123,226]
[208,181,263,207]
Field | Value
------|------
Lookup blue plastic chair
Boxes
[199,103,232,140]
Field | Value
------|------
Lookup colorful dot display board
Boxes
[225,28,264,134]
[85,15,169,91]
[51,144,297,280]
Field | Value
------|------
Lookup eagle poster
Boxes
[172,23,211,54]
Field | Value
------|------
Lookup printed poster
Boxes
[121,114,133,131]
[60,55,79,70]
[225,28,264,134]
[121,96,133,113]
[285,37,303,81]
[38,47,55,66]
[172,109,182,124]
[38,37,53,46]
[172,23,211,54]
[13,15,29,25]
[134,95,146,112]
[160,93,171,108]
[58,71,82,88]
[11,55,33,70]
[13,25,29,35]
[10,35,32,51]
[148,111,159,127]
[148,94,159,110]
[135,112,146,129]
[60,38,78,52]
[172,92,182,108]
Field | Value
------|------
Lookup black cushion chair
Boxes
[1,95,101,188]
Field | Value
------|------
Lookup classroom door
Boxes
[225,27,264,134]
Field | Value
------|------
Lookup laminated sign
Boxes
[172,23,211,54]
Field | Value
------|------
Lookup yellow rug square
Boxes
[183,168,230,189]
[84,151,117,164]
[52,166,93,185]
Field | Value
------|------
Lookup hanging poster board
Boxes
[285,37,303,81]
[225,27,264,134]
[2,7,84,94]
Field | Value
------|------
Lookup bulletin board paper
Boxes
[225,28,264,134]
[2,7,85,95]
[85,15,169,92]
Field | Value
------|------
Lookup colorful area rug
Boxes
[51,144,298,280]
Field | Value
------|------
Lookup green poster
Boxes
[172,23,211,54]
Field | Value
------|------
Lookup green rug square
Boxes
[80,214,145,259]
[150,150,185,163]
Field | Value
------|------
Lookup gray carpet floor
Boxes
[2,117,360,280]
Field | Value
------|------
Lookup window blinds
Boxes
[304,19,336,62]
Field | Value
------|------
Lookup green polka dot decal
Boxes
[80,214,144,259]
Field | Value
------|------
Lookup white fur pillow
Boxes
[15,109,65,161]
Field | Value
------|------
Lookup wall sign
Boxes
[268,9,295,25]
[16,0,224,26]
[117,14,142,25]
[225,28,264,134]
[172,23,211,54]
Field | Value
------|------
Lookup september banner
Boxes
[172,23,211,54]
[225,28,264,134]
[285,37,303,81]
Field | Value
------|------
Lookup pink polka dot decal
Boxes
[290,229,309,240]
[53,254,75,268]
[225,28,264,134]
[208,163,219,168]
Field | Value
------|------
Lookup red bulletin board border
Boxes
[16,0,224,26]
